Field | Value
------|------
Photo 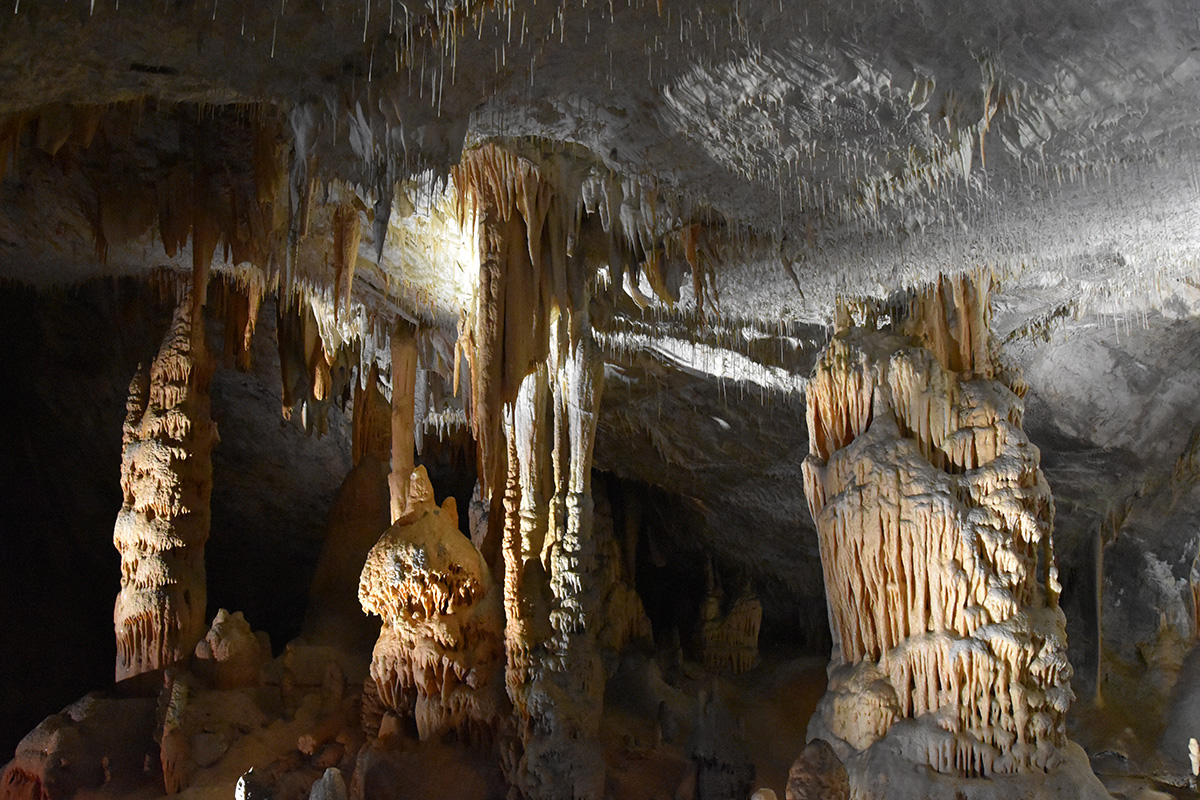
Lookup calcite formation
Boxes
[501,327,609,800]
[304,455,391,653]
[358,467,507,743]
[388,321,418,522]
[696,571,763,675]
[802,276,1074,782]
[193,609,272,691]
[113,291,217,682]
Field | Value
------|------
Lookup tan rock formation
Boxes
[212,271,267,372]
[501,327,609,800]
[304,454,391,653]
[158,671,192,794]
[351,365,392,467]
[802,275,1087,791]
[358,466,507,743]
[113,291,216,682]
[193,609,271,690]
[696,569,762,675]
[785,739,848,800]
[0,694,158,800]
[389,321,418,522]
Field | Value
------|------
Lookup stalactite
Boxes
[803,275,1072,780]
[277,295,352,436]
[389,320,418,522]
[212,272,266,371]
[358,466,507,743]
[113,289,216,682]
[454,144,564,499]
[332,200,362,322]
[351,364,392,466]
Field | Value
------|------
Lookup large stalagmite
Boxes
[358,466,507,743]
[801,276,1106,799]
[113,290,216,682]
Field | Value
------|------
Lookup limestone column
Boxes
[113,288,216,681]
[503,321,606,800]
[503,366,551,717]
[800,275,1102,798]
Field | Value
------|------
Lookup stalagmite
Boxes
[802,275,1099,798]
[192,609,271,691]
[358,466,507,743]
[389,321,418,522]
[113,290,216,682]
[696,566,763,674]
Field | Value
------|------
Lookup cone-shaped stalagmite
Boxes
[113,289,216,681]
[801,275,1097,797]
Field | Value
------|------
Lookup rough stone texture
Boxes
[10,1,1200,797]
[0,695,158,800]
[691,689,756,800]
[358,466,507,743]
[696,566,763,675]
[113,290,216,681]
[193,609,272,690]
[304,456,391,655]
[785,739,848,800]
[501,333,610,800]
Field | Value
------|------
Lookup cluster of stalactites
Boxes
[358,466,507,744]
[453,143,585,500]
[113,290,216,681]
[802,274,1070,778]
[209,269,270,372]
[276,294,358,436]
[0,102,288,273]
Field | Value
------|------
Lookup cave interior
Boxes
[4,2,1200,799]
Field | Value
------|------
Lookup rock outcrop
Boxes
[113,291,217,682]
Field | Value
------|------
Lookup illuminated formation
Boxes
[113,290,217,682]
[802,276,1089,793]
[358,466,507,743]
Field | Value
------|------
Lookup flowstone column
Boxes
[113,289,216,681]
[501,327,607,800]
[801,275,1106,799]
